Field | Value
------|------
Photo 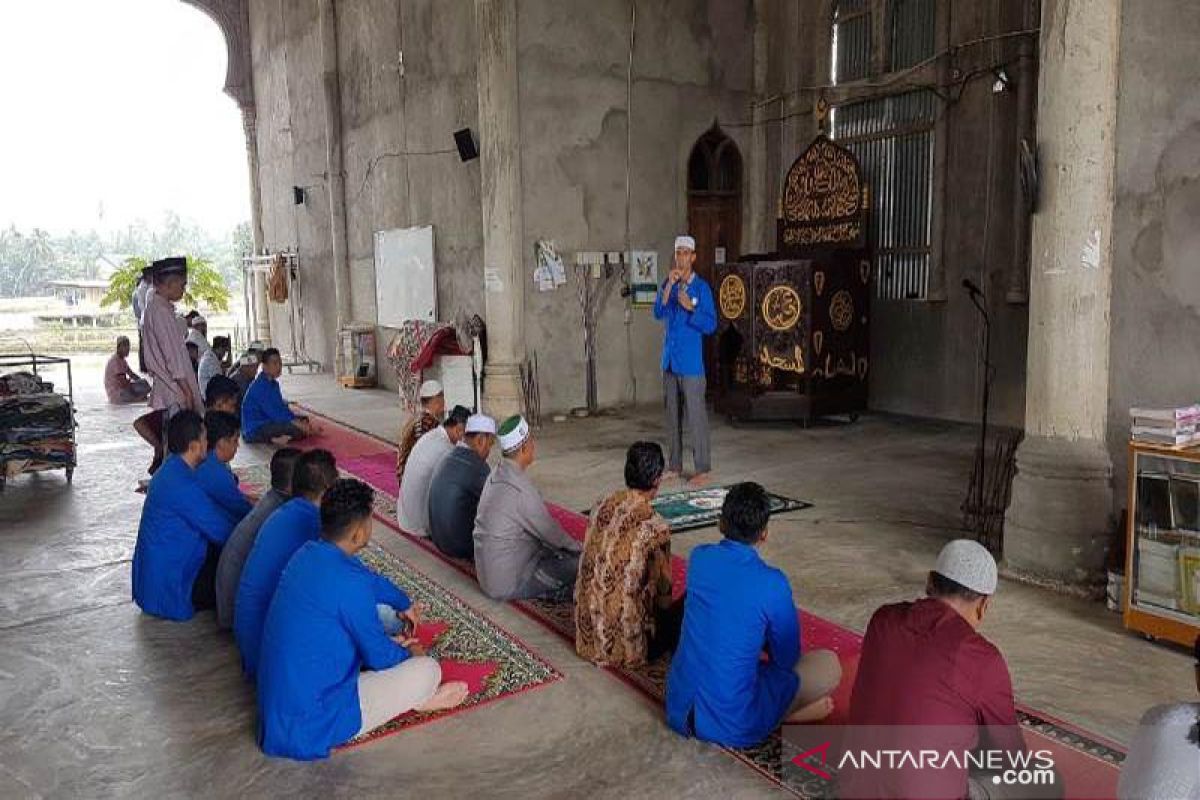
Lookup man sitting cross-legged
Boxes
[428,414,496,559]
[132,410,239,621]
[575,441,683,668]
[397,404,470,537]
[198,335,231,404]
[234,449,338,679]
[195,411,254,538]
[472,415,582,601]
[105,335,150,404]
[215,447,301,631]
[241,348,315,445]
[666,482,841,749]
[257,478,468,760]
[841,540,1060,800]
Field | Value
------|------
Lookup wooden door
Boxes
[687,195,741,386]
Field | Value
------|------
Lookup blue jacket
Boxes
[665,539,802,748]
[195,450,253,533]
[234,498,321,679]
[652,273,717,376]
[132,455,236,621]
[241,374,295,441]
[257,539,413,760]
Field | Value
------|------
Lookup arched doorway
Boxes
[686,124,742,385]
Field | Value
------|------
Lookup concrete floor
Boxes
[0,363,1192,799]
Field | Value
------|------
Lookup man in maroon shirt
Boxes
[840,540,1060,799]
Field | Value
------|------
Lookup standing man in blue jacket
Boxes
[653,235,718,486]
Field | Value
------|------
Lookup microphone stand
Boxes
[967,284,992,543]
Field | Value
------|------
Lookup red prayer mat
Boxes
[242,408,1124,798]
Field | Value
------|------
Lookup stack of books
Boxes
[1130,405,1200,446]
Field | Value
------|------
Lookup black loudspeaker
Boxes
[454,128,479,162]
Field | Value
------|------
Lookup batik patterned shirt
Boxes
[574,489,672,668]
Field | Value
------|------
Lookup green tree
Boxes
[102,255,232,312]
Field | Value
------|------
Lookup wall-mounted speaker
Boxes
[454,128,479,162]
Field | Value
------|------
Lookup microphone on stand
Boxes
[962,278,983,297]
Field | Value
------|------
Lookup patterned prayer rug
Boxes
[234,464,561,750]
[648,485,811,533]
[239,412,1125,798]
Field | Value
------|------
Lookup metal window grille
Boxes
[831,90,937,300]
[890,0,937,70]
[831,0,872,85]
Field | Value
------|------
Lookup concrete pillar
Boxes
[239,105,271,345]
[1003,0,1122,586]
[319,0,352,331]
[475,0,526,420]
[745,0,772,254]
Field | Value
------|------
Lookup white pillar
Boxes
[1003,0,1122,584]
[475,0,526,420]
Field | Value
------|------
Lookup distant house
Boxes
[37,279,123,327]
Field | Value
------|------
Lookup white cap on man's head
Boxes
[934,539,998,595]
[497,415,530,453]
[465,414,497,435]
[674,235,696,252]
[419,379,444,399]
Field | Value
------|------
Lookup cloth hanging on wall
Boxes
[385,321,465,413]
[267,254,289,303]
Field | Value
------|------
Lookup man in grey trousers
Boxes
[653,235,718,486]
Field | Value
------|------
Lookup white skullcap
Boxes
[935,539,998,596]
[239,353,259,366]
[465,414,497,435]
[674,235,696,251]
[497,415,530,453]
[419,379,444,400]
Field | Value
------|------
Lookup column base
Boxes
[482,361,523,421]
[1002,435,1114,588]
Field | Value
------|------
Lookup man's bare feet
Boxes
[687,472,711,487]
[785,696,834,724]
[415,681,470,712]
[270,435,293,446]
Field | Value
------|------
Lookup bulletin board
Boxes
[374,225,437,327]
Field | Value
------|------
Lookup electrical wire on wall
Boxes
[623,0,638,407]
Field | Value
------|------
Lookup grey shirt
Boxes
[428,443,491,559]
[1117,703,1200,800]
[472,459,582,600]
[214,488,287,630]
[397,426,453,536]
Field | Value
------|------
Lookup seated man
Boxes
[186,313,211,358]
[235,449,338,679]
[428,414,496,559]
[185,341,200,374]
[396,380,445,484]
[204,374,240,415]
[132,410,238,620]
[105,335,150,404]
[195,411,254,537]
[1119,635,1200,800]
[257,478,468,759]
[198,335,231,403]
[576,442,681,668]
[397,405,470,537]
[215,447,301,631]
[666,482,840,749]
[842,540,1057,799]
[230,350,260,400]
[472,415,582,601]
[241,348,314,445]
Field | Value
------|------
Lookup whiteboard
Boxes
[374,225,437,327]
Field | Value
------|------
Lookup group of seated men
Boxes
[132,409,469,760]
[129,377,1199,798]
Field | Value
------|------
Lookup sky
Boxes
[0,0,250,236]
